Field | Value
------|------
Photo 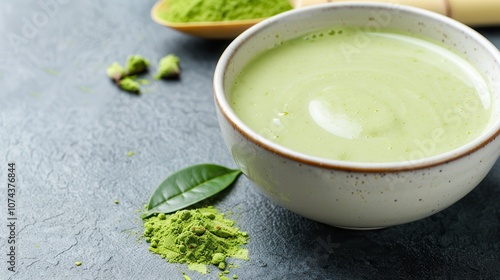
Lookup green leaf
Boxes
[141,164,242,219]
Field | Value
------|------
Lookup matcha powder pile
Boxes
[143,207,249,274]
[160,0,293,23]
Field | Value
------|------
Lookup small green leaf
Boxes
[141,164,242,219]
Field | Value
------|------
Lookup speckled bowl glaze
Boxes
[214,3,500,229]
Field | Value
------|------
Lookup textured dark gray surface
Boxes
[0,1,499,279]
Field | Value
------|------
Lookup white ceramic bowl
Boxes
[214,3,500,229]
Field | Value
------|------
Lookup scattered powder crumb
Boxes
[118,77,140,93]
[74,261,82,267]
[44,68,60,76]
[155,54,181,80]
[138,79,150,85]
[188,263,208,274]
[125,55,150,76]
[78,86,93,93]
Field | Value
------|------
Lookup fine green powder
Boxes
[160,0,293,23]
[143,207,249,274]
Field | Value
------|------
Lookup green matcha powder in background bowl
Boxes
[158,0,293,23]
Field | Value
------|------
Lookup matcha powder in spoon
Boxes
[143,206,249,274]
[159,0,293,23]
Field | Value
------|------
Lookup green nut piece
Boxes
[125,55,150,75]
[106,62,125,82]
[155,54,180,79]
[118,77,140,93]
[158,213,167,220]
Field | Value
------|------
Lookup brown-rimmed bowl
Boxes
[213,3,500,229]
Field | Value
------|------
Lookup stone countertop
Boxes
[1,1,499,279]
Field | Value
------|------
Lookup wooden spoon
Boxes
[151,0,500,39]
[150,0,266,39]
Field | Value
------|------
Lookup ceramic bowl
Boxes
[213,3,500,229]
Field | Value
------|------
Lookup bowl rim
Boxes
[213,2,500,172]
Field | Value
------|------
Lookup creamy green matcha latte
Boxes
[230,28,492,162]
